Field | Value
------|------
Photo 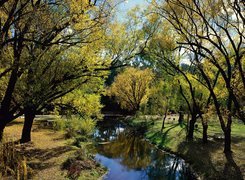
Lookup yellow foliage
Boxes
[108,67,154,111]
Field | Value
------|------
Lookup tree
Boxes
[0,0,115,141]
[151,0,245,152]
[103,6,159,85]
[147,79,179,131]
[140,16,216,142]
[108,67,153,113]
[17,27,111,142]
[18,1,158,143]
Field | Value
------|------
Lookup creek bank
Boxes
[129,117,245,179]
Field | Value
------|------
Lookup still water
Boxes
[93,120,195,180]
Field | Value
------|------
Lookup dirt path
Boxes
[4,118,104,180]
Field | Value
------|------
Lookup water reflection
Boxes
[94,121,125,142]
[94,120,194,180]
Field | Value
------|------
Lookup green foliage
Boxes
[55,116,96,138]
[55,82,104,120]
[53,117,67,131]
[0,0,114,127]
[145,79,181,115]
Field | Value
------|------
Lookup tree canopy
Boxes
[108,67,154,113]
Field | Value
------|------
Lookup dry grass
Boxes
[4,118,105,180]
[0,138,28,179]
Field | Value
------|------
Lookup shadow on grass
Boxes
[20,146,74,161]
[1,142,74,174]
[231,136,245,144]
[161,124,180,145]
[28,161,54,171]
[6,120,23,126]
[223,153,243,180]
[176,140,244,179]
[148,124,181,146]
[14,145,75,173]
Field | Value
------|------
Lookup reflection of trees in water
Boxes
[97,132,152,169]
[94,122,125,142]
[95,123,193,179]
[146,153,189,180]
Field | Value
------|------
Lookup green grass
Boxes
[131,117,245,179]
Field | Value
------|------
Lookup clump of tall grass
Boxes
[0,138,28,179]
[54,116,96,138]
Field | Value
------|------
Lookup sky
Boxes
[116,0,148,21]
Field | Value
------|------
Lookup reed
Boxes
[0,138,28,179]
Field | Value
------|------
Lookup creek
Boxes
[93,119,195,180]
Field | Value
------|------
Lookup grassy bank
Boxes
[2,117,106,180]
[130,116,245,179]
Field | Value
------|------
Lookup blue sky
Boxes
[117,0,148,21]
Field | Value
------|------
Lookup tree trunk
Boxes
[20,109,35,143]
[224,128,232,154]
[200,116,208,143]
[202,123,208,143]
[0,121,7,141]
[0,114,12,141]
[187,116,196,140]
[224,94,232,153]
[161,109,168,132]
[186,112,190,133]
[178,111,184,124]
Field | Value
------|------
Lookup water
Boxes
[93,120,195,180]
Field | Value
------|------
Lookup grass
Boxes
[131,116,245,180]
[3,117,106,180]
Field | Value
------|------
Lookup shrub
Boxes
[53,116,66,131]
[54,116,96,138]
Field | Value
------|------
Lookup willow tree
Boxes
[108,68,154,113]
[151,0,245,153]
[0,0,115,141]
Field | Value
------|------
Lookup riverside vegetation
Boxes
[129,116,245,179]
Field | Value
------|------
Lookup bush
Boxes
[54,116,96,138]
[53,116,66,131]
[0,139,28,179]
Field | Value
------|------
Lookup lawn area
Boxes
[2,117,106,180]
[131,116,245,179]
